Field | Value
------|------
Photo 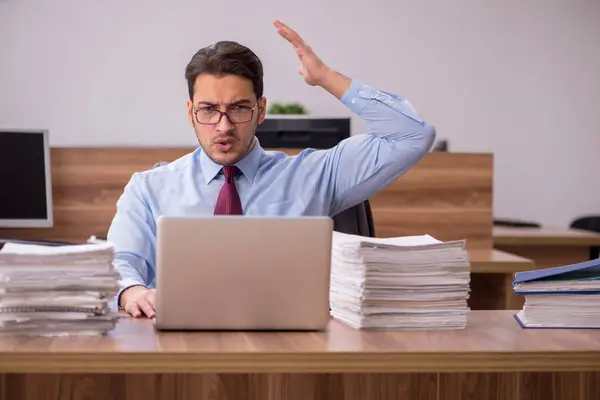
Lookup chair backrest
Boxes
[571,216,600,233]
[332,200,376,238]
[570,215,600,260]
[493,218,541,228]
[151,161,375,238]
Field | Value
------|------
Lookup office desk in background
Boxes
[494,226,600,269]
[468,249,534,310]
[1,311,599,400]
[492,226,600,310]
[469,249,534,273]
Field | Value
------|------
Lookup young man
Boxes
[109,20,436,318]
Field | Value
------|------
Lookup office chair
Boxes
[332,201,376,237]
[570,215,600,260]
[432,139,449,152]
[151,162,376,238]
[493,218,541,228]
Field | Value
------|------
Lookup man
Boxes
[108,20,436,318]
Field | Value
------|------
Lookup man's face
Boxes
[187,74,267,166]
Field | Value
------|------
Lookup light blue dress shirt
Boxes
[107,78,436,306]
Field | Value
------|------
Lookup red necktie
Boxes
[214,165,243,215]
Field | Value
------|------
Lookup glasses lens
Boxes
[228,107,253,123]
[196,109,220,124]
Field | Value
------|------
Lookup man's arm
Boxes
[323,74,436,215]
[106,172,157,312]
[274,20,436,215]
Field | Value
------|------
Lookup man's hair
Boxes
[185,41,264,101]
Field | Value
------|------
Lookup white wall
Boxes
[1,0,599,228]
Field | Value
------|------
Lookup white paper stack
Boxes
[329,231,470,330]
[0,242,121,336]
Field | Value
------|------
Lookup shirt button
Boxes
[351,98,357,103]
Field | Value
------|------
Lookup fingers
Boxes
[124,302,142,318]
[138,298,156,319]
[147,289,156,309]
[274,20,308,51]
[124,289,156,319]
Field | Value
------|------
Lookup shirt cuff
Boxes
[340,79,375,115]
[340,79,425,125]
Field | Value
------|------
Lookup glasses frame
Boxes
[193,102,259,125]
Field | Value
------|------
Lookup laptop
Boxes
[153,215,333,331]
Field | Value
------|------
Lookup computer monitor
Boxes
[0,129,53,228]
[256,116,350,149]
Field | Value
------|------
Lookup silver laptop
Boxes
[154,215,333,331]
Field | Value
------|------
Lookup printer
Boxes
[256,116,350,149]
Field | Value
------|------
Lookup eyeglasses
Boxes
[193,103,258,125]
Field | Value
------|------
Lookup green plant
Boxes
[268,102,308,115]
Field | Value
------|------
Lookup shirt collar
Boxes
[199,137,264,185]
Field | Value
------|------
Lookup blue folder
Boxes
[513,258,600,329]
[513,258,600,294]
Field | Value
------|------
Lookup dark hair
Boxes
[185,41,264,101]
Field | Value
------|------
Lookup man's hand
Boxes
[120,286,156,318]
[274,20,330,87]
[274,20,351,99]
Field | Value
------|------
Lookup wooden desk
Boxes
[468,249,533,310]
[1,311,599,400]
[494,226,600,269]
[469,249,534,273]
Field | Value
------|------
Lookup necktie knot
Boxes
[222,165,239,183]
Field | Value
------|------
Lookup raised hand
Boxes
[274,20,331,87]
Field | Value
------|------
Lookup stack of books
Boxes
[329,231,471,329]
[513,258,600,329]
[0,242,121,336]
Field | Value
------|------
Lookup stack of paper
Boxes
[329,231,470,330]
[0,242,121,336]
[514,258,600,329]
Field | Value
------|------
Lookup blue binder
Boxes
[513,258,600,294]
[513,258,600,329]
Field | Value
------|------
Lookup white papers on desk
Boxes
[0,242,121,336]
[330,232,470,330]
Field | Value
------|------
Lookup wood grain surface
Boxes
[1,311,600,374]
[2,311,600,399]
[467,250,534,310]
[0,148,493,250]
[1,372,599,400]
[495,245,591,272]
[369,152,493,249]
[494,226,599,273]
[493,226,600,246]
[468,249,534,273]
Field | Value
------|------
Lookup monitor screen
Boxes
[0,130,53,228]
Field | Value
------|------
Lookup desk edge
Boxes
[1,351,600,373]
